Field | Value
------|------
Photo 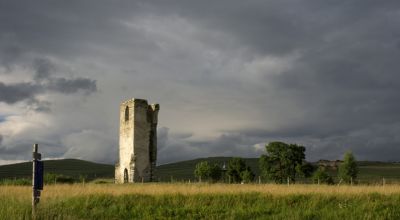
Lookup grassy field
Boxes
[2,183,400,219]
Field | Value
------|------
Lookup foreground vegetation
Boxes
[2,183,400,219]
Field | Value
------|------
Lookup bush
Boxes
[0,178,31,186]
[240,169,255,183]
[338,151,358,184]
[55,175,75,184]
[194,161,222,183]
[312,168,334,185]
[44,173,77,184]
[227,158,254,184]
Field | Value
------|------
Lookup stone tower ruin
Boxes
[115,98,159,183]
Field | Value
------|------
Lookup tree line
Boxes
[194,141,358,184]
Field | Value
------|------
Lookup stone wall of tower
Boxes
[115,98,159,183]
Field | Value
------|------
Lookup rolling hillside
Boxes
[1,157,400,183]
[0,159,114,180]
[154,157,260,182]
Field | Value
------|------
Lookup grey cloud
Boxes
[0,57,97,106]
[0,142,33,160]
[0,77,96,105]
[0,1,143,61]
[0,139,64,161]
[26,100,52,113]
[0,46,23,70]
[158,129,264,164]
[0,82,41,104]
[33,58,97,94]
[47,77,97,94]
[62,130,117,164]
[1,0,400,164]
[33,58,54,81]
[139,1,367,55]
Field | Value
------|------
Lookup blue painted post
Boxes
[32,144,43,217]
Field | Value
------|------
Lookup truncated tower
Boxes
[115,98,159,183]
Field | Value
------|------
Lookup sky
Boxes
[1,0,400,165]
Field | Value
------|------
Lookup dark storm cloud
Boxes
[33,59,53,81]
[1,0,400,164]
[0,75,96,105]
[0,0,143,61]
[0,82,41,104]
[33,58,97,94]
[0,57,96,106]
[143,0,400,55]
[147,0,400,162]
[47,77,97,94]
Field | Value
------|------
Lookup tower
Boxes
[115,98,159,183]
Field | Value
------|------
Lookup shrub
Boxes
[312,167,334,185]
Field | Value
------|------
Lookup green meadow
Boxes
[2,183,400,219]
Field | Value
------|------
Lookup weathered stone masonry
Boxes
[115,98,159,183]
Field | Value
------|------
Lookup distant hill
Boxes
[2,157,400,183]
[0,157,259,182]
[156,158,400,182]
[0,159,114,180]
[154,157,260,182]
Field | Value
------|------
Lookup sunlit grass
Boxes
[3,182,400,198]
[2,183,400,219]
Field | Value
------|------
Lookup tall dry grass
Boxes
[2,183,400,199]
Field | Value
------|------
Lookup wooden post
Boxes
[258,176,261,184]
[383,177,386,186]
[318,178,320,185]
[350,177,353,186]
[287,177,290,186]
[32,143,43,218]
[32,144,37,218]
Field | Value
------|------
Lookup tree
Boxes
[209,163,222,182]
[194,161,211,182]
[259,142,306,183]
[338,151,358,184]
[226,157,254,183]
[295,162,315,179]
[312,167,334,184]
[194,161,222,183]
[240,169,255,183]
[227,158,246,183]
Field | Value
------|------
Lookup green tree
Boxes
[338,151,358,184]
[227,158,246,183]
[194,161,211,182]
[259,141,306,183]
[209,163,222,182]
[44,173,58,184]
[296,162,315,179]
[240,169,255,183]
[226,157,254,183]
[312,167,334,184]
